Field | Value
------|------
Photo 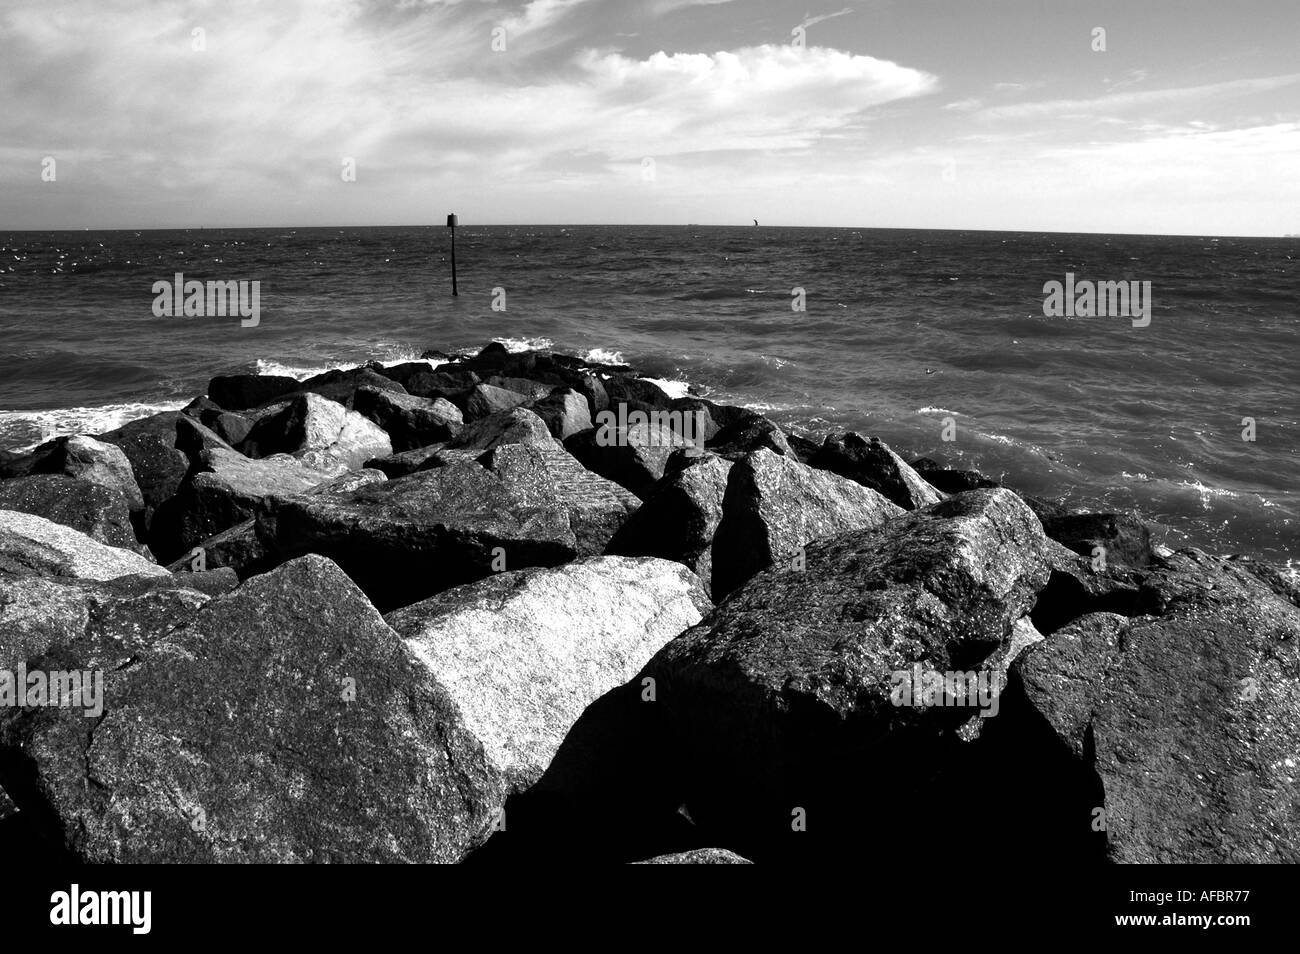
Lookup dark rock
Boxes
[420,348,453,361]
[1039,511,1154,569]
[485,376,553,402]
[0,476,141,552]
[809,432,943,510]
[353,386,463,451]
[404,368,481,400]
[181,395,223,419]
[641,488,1053,862]
[465,384,532,422]
[96,412,191,519]
[1017,548,1300,862]
[527,389,593,441]
[207,411,254,447]
[290,366,407,409]
[174,414,237,464]
[446,407,554,453]
[364,445,453,479]
[707,415,793,461]
[909,457,1001,494]
[28,436,145,512]
[605,376,674,410]
[606,454,732,593]
[207,373,300,411]
[0,555,506,862]
[710,448,903,599]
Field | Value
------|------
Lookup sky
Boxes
[2,0,1298,234]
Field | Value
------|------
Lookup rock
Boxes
[1039,511,1154,569]
[707,415,793,461]
[364,445,453,479]
[374,361,446,391]
[181,395,223,419]
[476,440,641,558]
[1017,548,1300,862]
[207,411,254,447]
[1028,540,1145,634]
[0,475,142,552]
[13,436,146,513]
[465,384,532,421]
[565,423,694,499]
[387,556,710,792]
[632,848,752,864]
[527,389,592,441]
[606,454,732,593]
[257,462,577,611]
[0,555,505,862]
[710,448,903,599]
[404,368,481,400]
[446,407,553,453]
[485,376,553,402]
[640,488,1054,861]
[605,376,674,410]
[0,510,170,582]
[241,392,392,475]
[353,387,463,451]
[909,457,1001,494]
[96,412,191,519]
[174,414,237,464]
[207,373,300,411]
[808,432,943,510]
[149,448,338,562]
[292,366,407,408]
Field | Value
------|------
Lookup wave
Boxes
[0,401,188,452]
[582,348,628,366]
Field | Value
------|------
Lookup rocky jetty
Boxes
[1,343,1295,865]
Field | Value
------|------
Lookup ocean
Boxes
[0,225,1295,564]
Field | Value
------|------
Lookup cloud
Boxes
[977,74,1300,121]
[798,7,854,29]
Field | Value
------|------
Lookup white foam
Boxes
[255,355,448,381]
[639,377,691,400]
[582,348,628,366]
[917,406,959,416]
[0,401,188,452]
[492,337,554,353]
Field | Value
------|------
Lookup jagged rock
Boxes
[290,366,407,409]
[207,373,300,411]
[27,436,146,513]
[1028,540,1145,634]
[0,555,505,862]
[710,448,903,599]
[174,414,237,464]
[1017,547,1300,862]
[809,433,943,510]
[206,411,254,447]
[181,395,223,419]
[0,510,169,582]
[1039,511,1154,569]
[707,415,793,461]
[353,387,463,451]
[241,392,392,475]
[0,476,141,552]
[404,368,481,401]
[374,361,448,392]
[465,384,532,421]
[95,412,191,519]
[446,407,553,453]
[387,556,710,792]
[639,488,1054,861]
[365,445,451,479]
[565,423,693,499]
[632,848,753,864]
[606,454,732,593]
[527,389,593,441]
[605,376,674,410]
[910,457,1001,493]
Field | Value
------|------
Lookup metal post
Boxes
[447,212,459,296]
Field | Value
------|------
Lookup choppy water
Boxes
[0,225,1296,563]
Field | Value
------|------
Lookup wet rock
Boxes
[241,392,392,475]
[0,555,505,862]
[909,457,1001,494]
[710,448,903,599]
[1038,511,1154,570]
[527,389,593,441]
[809,432,943,510]
[706,416,793,461]
[207,373,301,411]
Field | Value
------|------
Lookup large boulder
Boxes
[640,488,1054,861]
[0,510,169,582]
[96,412,191,520]
[1038,511,1154,570]
[809,433,943,510]
[710,448,903,599]
[0,475,141,552]
[1017,548,1300,862]
[465,384,532,422]
[527,389,593,441]
[706,415,792,461]
[149,448,338,562]
[291,366,408,409]
[241,392,392,475]
[30,436,145,513]
[446,406,553,453]
[606,454,732,594]
[909,457,1001,494]
[0,555,505,862]
[484,376,553,402]
[387,556,710,792]
[353,386,463,451]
